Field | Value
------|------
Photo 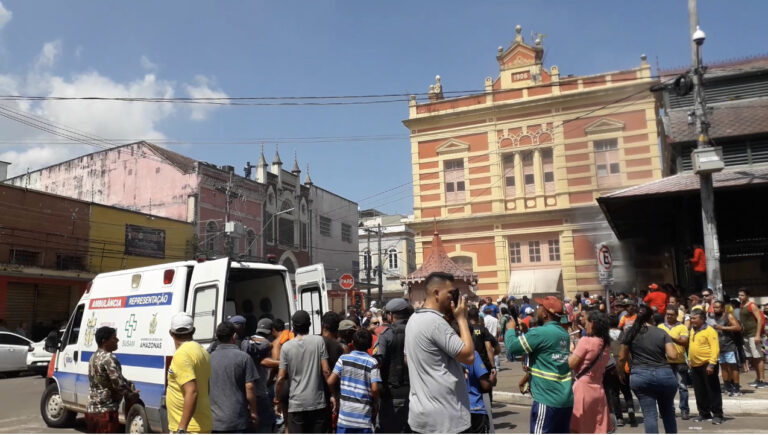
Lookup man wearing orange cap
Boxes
[504,296,573,434]
[644,283,669,313]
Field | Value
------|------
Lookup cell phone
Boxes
[450,288,460,306]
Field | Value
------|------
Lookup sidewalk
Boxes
[493,356,768,416]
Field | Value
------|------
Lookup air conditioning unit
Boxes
[691,147,724,174]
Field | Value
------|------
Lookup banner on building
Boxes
[125,224,166,258]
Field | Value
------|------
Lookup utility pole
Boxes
[377,223,383,305]
[688,0,723,301]
[225,170,234,259]
[366,230,372,303]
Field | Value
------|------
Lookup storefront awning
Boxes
[597,167,768,240]
[507,268,562,297]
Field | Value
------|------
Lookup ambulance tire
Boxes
[41,382,76,428]
[126,403,149,434]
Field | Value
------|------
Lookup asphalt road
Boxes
[2,373,768,433]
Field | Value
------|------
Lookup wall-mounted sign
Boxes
[125,224,166,258]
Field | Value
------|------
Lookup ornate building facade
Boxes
[403,26,662,299]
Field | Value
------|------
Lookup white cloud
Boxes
[0,38,227,177]
[184,75,229,121]
[140,55,157,71]
[75,46,83,59]
[0,2,11,30]
[35,40,62,69]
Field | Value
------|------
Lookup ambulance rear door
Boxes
[186,258,230,344]
[294,264,328,335]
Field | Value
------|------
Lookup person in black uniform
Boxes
[373,298,413,433]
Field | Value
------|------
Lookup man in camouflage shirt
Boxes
[86,326,139,433]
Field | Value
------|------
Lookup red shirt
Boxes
[690,248,706,272]
[644,291,669,313]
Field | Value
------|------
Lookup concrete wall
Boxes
[88,204,195,273]
[310,186,358,287]
[6,143,197,221]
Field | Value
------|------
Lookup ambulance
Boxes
[40,257,328,433]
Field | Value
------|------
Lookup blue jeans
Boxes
[630,367,678,434]
[670,363,690,413]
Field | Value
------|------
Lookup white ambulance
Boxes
[40,257,328,433]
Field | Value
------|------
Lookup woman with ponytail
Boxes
[618,305,679,434]
[568,309,611,433]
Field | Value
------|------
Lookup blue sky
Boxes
[0,1,765,214]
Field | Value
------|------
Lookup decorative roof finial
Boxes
[433,217,438,235]
[257,144,267,167]
[304,164,313,186]
[273,144,282,165]
[515,24,523,43]
[291,151,301,174]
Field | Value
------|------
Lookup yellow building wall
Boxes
[406,47,660,300]
[88,205,195,273]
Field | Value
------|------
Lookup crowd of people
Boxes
[501,284,768,434]
[80,273,768,434]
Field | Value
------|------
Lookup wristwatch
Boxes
[177,429,188,434]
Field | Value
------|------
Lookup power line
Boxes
[0,75,660,107]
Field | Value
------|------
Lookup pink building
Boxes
[6,141,268,260]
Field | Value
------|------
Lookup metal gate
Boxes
[5,282,35,333]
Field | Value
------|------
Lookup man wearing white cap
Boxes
[166,312,212,434]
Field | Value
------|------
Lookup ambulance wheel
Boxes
[126,403,149,433]
[41,382,76,428]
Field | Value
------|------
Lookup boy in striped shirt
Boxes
[328,329,382,433]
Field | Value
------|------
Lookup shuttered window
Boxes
[679,137,768,171]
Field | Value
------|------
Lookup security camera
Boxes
[692,26,706,46]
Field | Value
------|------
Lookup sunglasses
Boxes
[372,322,380,326]
[702,293,712,297]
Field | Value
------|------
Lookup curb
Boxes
[493,390,768,416]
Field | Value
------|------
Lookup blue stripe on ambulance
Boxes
[55,352,166,409]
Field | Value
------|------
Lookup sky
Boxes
[0,1,765,215]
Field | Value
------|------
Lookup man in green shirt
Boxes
[505,296,573,434]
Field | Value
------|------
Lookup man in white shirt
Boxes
[483,307,499,339]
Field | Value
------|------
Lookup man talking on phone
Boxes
[405,272,475,434]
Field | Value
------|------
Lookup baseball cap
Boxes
[385,298,412,314]
[228,315,246,325]
[524,307,535,315]
[256,318,273,335]
[170,312,194,334]
[339,319,356,331]
[623,298,637,306]
[534,296,564,315]
[648,283,659,291]
[292,310,311,327]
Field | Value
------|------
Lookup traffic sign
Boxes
[598,245,612,271]
[596,243,614,285]
[339,273,355,290]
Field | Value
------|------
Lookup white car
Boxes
[0,331,53,375]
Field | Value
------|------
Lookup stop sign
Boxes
[339,274,355,290]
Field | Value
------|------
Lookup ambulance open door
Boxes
[294,264,328,335]
[186,257,230,344]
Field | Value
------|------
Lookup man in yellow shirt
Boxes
[167,313,212,434]
[688,309,723,425]
[658,305,691,420]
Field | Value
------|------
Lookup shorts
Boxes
[744,337,765,359]
[718,351,737,364]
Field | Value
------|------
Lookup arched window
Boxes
[246,229,256,258]
[278,200,295,247]
[206,221,218,253]
[452,255,474,273]
[282,257,296,274]
[388,248,399,270]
